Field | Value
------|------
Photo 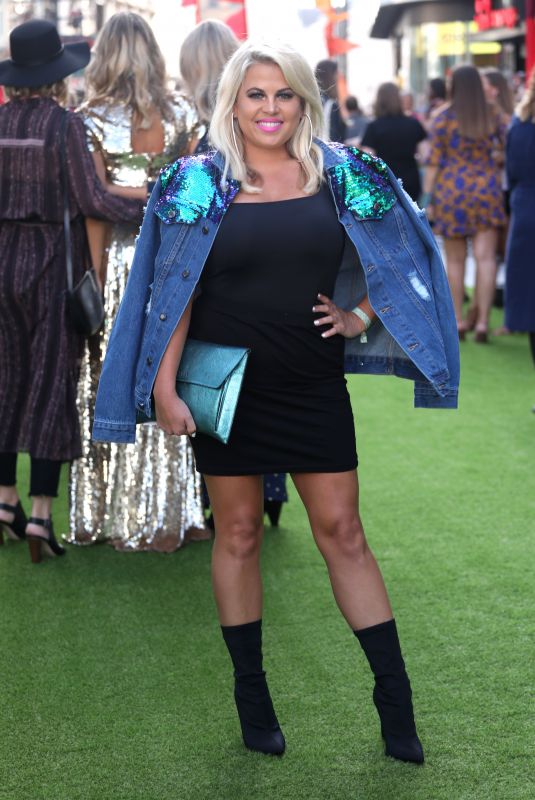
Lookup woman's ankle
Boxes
[0,485,19,503]
[0,486,19,518]
[30,495,53,521]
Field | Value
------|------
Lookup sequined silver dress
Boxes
[68,94,207,552]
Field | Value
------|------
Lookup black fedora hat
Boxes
[0,19,90,88]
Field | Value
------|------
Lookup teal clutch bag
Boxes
[136,339,250,444]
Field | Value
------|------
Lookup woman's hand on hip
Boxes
[154,390,196,437]
[313,293,364,339]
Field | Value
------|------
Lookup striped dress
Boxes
[0,97,143,461]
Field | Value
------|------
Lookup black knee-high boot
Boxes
[221,619,285,755]
[355,619,424,764]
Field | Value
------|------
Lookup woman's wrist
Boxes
[350,306,373,342]
[153,379,177,401]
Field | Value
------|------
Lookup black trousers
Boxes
[0,452,62,497]
[530,333,535,369]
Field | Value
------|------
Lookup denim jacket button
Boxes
[159,313,167,321]
[146,356,153,366]
[181,269,190,279]
[167,210,176,218]
[202,225,209,234]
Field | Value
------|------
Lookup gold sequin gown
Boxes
[67,94,207,552]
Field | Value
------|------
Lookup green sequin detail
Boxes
[327,144,396,219]
[155,144,396,226]
[156,152,239,225]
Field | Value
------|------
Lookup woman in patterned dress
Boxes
[422,65,507,342]
[0,20,143,561]
[68,12,207,551]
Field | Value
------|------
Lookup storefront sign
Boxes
[436,22,467,56]
[474,0,519,30]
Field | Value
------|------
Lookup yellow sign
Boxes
[427,21,501,57]
[436,22,466,56]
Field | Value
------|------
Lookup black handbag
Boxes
[60,111,104,337]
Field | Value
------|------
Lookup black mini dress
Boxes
[188,183,358,475]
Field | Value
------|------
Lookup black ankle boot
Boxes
[355,619,424,764]
[221,619,285,756]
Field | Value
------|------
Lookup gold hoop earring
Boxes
[302,113,313,152]
[231,116,240,154]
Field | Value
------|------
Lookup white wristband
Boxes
[351,306,372,343]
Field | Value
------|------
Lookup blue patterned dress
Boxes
[429,107,507,238]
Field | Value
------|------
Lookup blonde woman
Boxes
[180,18,238,153]
[180,20,289,524]
[94,42,461,762]
[68,12,205,551]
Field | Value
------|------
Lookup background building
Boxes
[370,0,532,104]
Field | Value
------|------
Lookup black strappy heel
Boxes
[26,517,66,563]
[0,501,27,544]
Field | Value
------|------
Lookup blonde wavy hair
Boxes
[5,80,68,105]
[210,41,325,194]
[516,68,535,123]
[180,20,239,123]
[84,12,171,128]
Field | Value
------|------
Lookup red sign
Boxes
[474,0,519,30]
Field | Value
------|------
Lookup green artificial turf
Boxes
[1,325,534,800]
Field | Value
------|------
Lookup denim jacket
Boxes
[93,140,459,444]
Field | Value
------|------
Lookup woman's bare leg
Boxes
[205,473,285,755]
[473,228,498,334]
[204,474,264,625]
[443,237,468,328]
[291,470,392,630]
[292,470,423,763]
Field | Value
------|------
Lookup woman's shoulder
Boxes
[320,142,397,219]
[168,90,196,113]
[166,91,201,128]
[155,148,237,226]
[77,102,134,157]
[322,140,389,173]
[159,148,217,191]
[77,99,120,121]
[508,114,535,139]
[76,100,131,140]
[430,104,453,125]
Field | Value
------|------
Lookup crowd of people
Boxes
[0,11,533,765]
